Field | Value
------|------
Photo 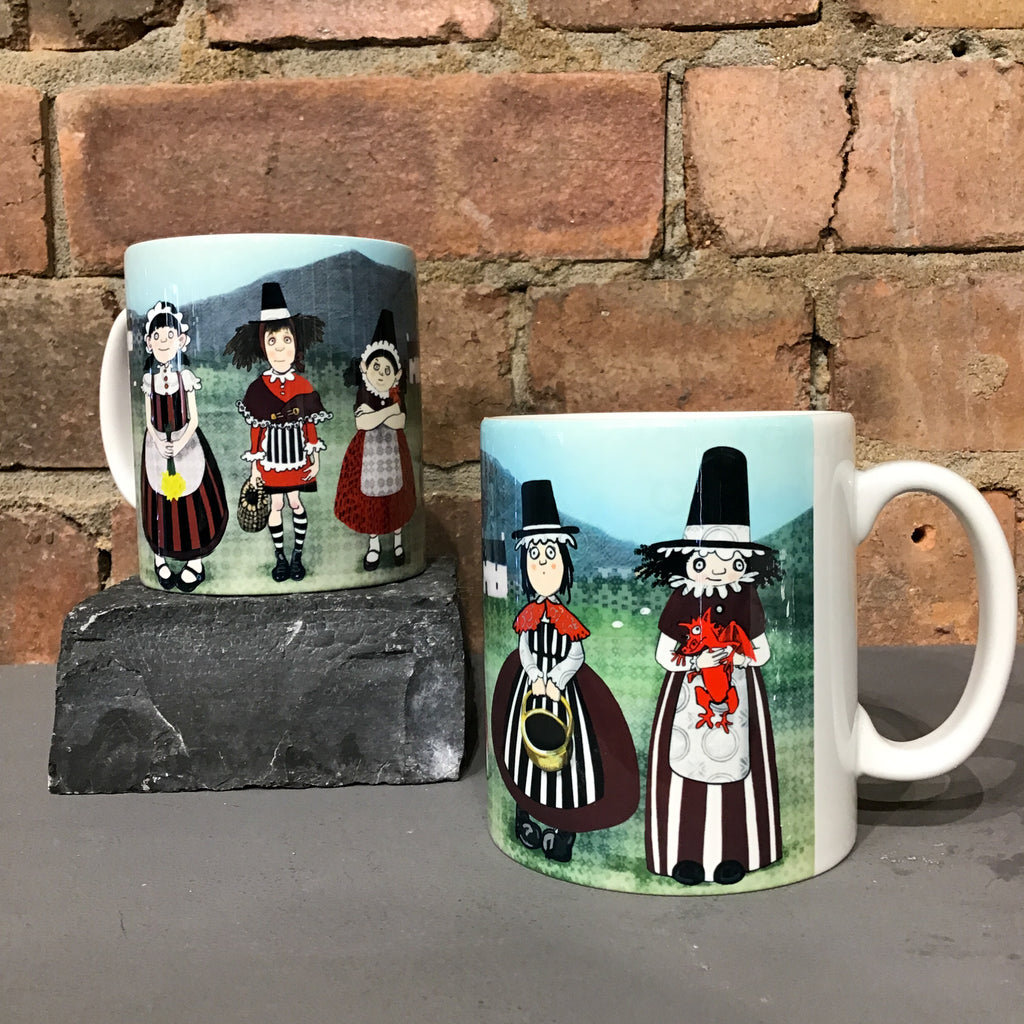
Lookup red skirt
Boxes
[140,430,229,560]
[334,428,416,535]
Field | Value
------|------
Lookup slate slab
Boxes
[49,559,466,794]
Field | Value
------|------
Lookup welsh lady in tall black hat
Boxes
[635,446,784,888]
[491,480,638,866]
[225,282,332,583]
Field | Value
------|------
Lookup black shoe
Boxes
[541,828,576,863]
[713,860,747,885]
[363,548,380,572]
[393,545,405,566]
[155,562,177,590]
[177,563,205,593]
[514,808,543,850]
[271,551,290,582]
[289,551,306,581]
[671,860,706,886]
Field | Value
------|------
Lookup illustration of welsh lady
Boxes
[224,282,332,583]
[333,310,417,571]
[138,300,228,592]
[635,446,783,887]
[491,480,639,865]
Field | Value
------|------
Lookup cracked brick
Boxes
[683,65,850,255]
[835,61,1024,251]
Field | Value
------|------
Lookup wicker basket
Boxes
[236,478,270,533]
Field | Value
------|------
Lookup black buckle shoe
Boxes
[155,562,178,590]
[514,808,543,850]
[177,563,205,593]
[271,551,290,582]
[290,551,306,581]
[541,828,576,863]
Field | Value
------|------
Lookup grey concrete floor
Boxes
[1,647,1021,1023]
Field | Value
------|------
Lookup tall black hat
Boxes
[511,480,579,548]
[260,282,291,322]
[372,309,397,345]
[654,446,770,556]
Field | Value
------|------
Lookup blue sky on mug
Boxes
[483,413,814,545]
[124,234,414,313]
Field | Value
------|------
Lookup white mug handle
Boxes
[99,309,137,507]
[853,462,1017,780]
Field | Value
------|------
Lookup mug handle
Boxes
[853,462,1017,781]
[99,309,137,507]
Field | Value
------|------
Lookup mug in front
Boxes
[481,412,1016,893]
[100,234,424,594]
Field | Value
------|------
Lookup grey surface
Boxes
[2,647,1022,1023]
[50,561,465,792]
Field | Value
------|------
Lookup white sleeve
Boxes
[519,631,542,683]
[549,640,584,690]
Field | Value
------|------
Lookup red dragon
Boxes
[671,609,755,734]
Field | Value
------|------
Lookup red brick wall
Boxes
[2,0,1023,660]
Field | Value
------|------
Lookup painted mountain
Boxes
[482,449,813,629]
[128,249,418,372]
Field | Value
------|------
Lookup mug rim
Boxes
[482,410,853,424]
[125,232,415,259]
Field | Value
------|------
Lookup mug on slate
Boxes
[100,234,423,594]
[481,412,1017,893]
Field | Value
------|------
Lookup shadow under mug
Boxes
[100,233,424,595]
[481,411,1017,894]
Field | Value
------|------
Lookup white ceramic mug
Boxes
[480,411,1017,893]
[100,233,423,595]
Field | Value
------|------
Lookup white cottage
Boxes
[482,532,509,598]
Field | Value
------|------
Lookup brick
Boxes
[425,493,482,652]
[528,277,812,413]
[835,61,1024,251]
[206,0,500,44]
[532,0,818,29]
[0,85,47,275]
[56,74,665,273]
[1,0,26,45]
[109,499,139,584]
[29,0,182,50]
[420,286,515,467]
[0,278,119,468]
[857,491,1014,645]
[833,274,1024,450]
[683,65,849,255]
[0,509,99,663]
[850,1,1024,28]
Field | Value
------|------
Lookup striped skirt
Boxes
[141,429,229,560]
[646,665,782,878]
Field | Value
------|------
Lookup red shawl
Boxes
[513,599,590,641]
